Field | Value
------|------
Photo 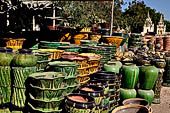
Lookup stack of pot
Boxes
[25,72,67,113]
[32,50,51,72]
[90,71,122,111]
[120,63,139,105]
[128,33,142,49]
[137,64,158,105]
[0,48,14,104]
[11,49,37,108]
[45,61,80,94]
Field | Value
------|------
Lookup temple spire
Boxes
[148,11,150,18]
[160,14,163,22]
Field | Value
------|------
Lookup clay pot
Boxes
[78,85,104,105]
[137,89,154,106]
[65,93,95,113]
[120,88,137,102]
[121,63,139,89]
[139,64,158,90]
[122,98,149,107]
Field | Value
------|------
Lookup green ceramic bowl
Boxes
[29,72,66,89]
[47,61,80,77]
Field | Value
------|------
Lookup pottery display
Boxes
[65,93,96,113]
[78,85,104,105]
[120,88,137,102]
[137,89,154,105]
[139,64,158,89]
[0,47,14,66]
[121,63,139,89]
[13,49,37,67]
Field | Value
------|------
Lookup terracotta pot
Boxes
[122,98,149,107]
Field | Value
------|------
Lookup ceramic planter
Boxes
[139,64,158,90]
[29,84,65,101]
[122,98,149,107]
[0,47,14,66]
[47,61,79,77]
[163,56,170,86]
[137,89,154,105]
[108,60,122,69]
[65,93,96,113]
[78,85,104,105]
[80,40,98,46]
[36,60,50,72]
[104,63,120,74]
[121,63,139,89]
[33,50,51,61]
[58,46,81,52]
[29,72,66,89]
[13,49,37,67]
[120,88,136,102]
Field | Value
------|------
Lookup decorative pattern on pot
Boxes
[47,61,79,77]
[13,49,37,67]
[137,89,154,106]
[36,60,50,72]
[0,66,11,104]
[39,49,64,60]
[65,93,96,113]
[11,66,37,108]
[121,63,139,89]
[29,72,66,89]
[78,85,104,106]
[77,75,90,85]
[139,64,158,90]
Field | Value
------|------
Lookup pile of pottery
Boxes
[128,33,142,49]
[0,48,14,104]
[32,50,51,72]
[11,49,37,108]
[90,71,122,111]
[25,72,68,113]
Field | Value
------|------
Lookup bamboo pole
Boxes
[110,0,115,36]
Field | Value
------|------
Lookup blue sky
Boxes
[122,0,170,21]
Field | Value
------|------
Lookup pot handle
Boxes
[148,107,153,113]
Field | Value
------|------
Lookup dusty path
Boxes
[152,86,170,113]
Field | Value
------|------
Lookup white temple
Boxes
[157,15,166,35]
[142,12,154,36]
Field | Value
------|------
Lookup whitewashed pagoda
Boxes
[157,14,166,35]
[142,12,154,36]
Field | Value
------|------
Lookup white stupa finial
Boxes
[160,14,163,22]
[148,11,150,18]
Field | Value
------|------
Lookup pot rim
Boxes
[122,98,149,106]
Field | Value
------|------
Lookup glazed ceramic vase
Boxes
[104,63,120,73]
[137,89,154,105]
[139,64,158,89]
[108,60,122,69]
[120,88,136,102]
[0,47,14,66]
[121,63,139,89]
[13,49,37,67]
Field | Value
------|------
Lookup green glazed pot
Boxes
[137,89,154,105]
[36,60,50,71]
[58,46,81,52]
[120,88,136,101]
[0,48,14,66]
[29,72,66,89]
[121,63,139,89]
[104,63,120,74]
[139,64,158,89]
[29,84,65,101]
[108,60,122,69]
[33,50,51,61]
[47,61,79,77]
[13,49,37,67]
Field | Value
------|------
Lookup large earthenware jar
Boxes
[65,93,96,113]
[122,98,149,107]
[137,89,154,105]
[13,49,37,67]
[139,64,158,89]
[0,47,14,66]
[120,88,136,102]
[78,85,104,105]
[121,63,139,89]
[104,63,120,74]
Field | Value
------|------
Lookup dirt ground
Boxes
[152,86,170,113]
